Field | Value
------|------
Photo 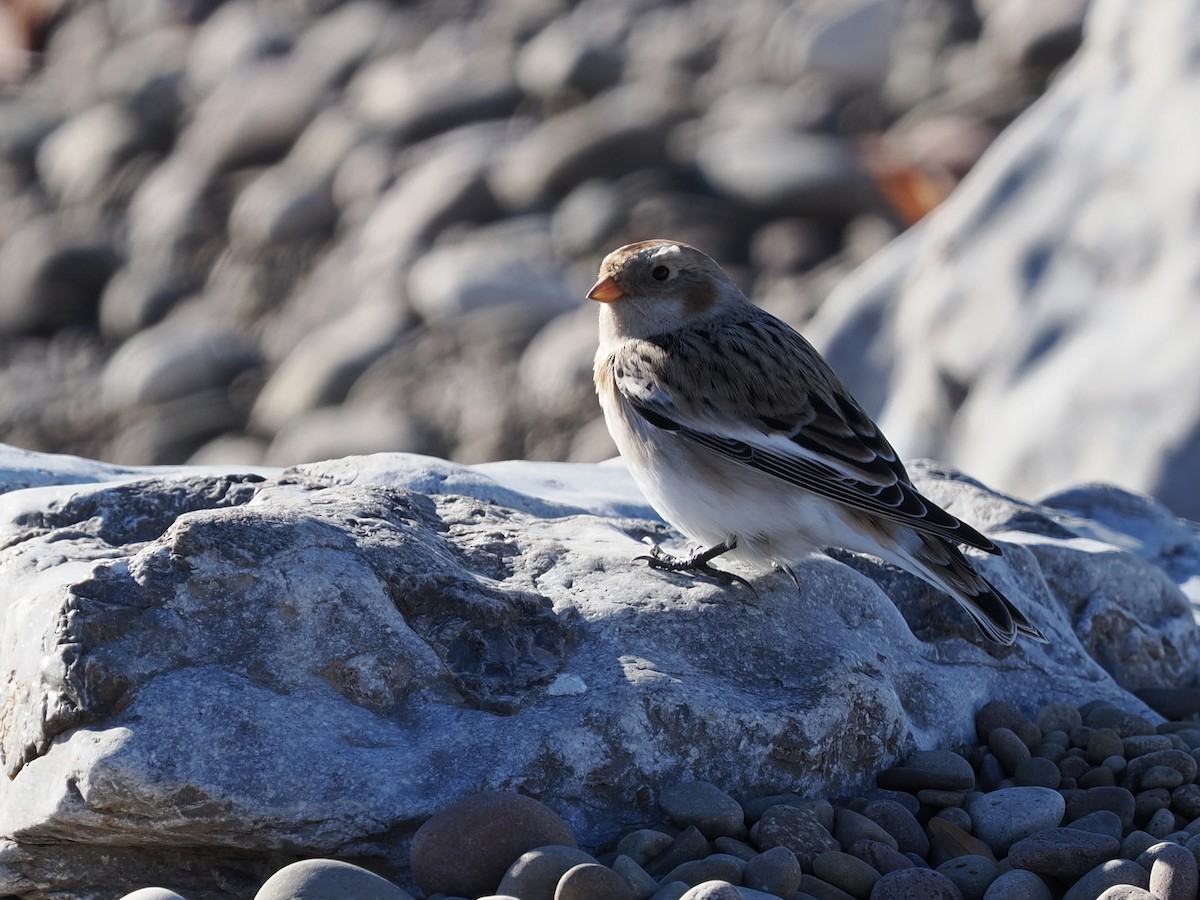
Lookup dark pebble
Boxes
[870,867,965,899]
[860,799,929,857]
[989,728,1032,775]
[750,805,838,868]
[1015,757,1061,789]
[645,826,711,878]
[877,751,976,792]
[1066,787,1136,831]
[1007,828,1121,879]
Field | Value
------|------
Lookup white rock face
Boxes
[807,0,1200,519]
[0,444,1197,898]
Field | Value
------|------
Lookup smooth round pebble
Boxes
[117,891,191,900]
[1122,831,1160,860]
[659,782,745,840]
[1124,735,1176,757]
[975,701,1027,742]
[253,860,414,900]
[676,882,740,900]
[661,854,744,888]
[1087,730,1125,765]
[752,805,839,867]
[937,854,998,900]
[870,867,964,899]
[498,846,597,900]
[833,807,897,850]
[1067,787,1136,831]
[617,829,674,866]
[1007,828,1121,879]
[612,855,658,899]
[1037,703,1083,735]
[876,750,975,792]
[1062,859,1150,900]
[410,792,575,897]
[980,868,1054,900]
[813,849,880,898]
[1141,841,1200,900]
[1015,757,1061,789]
[968,786,1065,855]
[1094,887,1156,899]
[554,863,634,900]
[1145,807,1179,838]
[988,728,1031,775]
[1066,810,1124,841]
[860,800,929,856]
[743,845,801,897]
[848,839,914,875]
[1142,765,1186,790]
[933,807,972,832]
[651,882,691,900]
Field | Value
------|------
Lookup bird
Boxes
[588,239,1046,646]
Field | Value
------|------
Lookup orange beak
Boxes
[587,276,624,303]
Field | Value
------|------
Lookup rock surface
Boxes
[0,443,1198,897]
[808,0,1200,519]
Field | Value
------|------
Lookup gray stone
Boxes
[809,0,1200,523]
[981,869,1053,900]
[645,827,712,879]
[860,799,929,857]
[988,728,1031,775]
[1094,887,1156,900]
[811,850,879,898]
[832,806,896,850]
[616,830,674,868]
[1014,757,1061,789]
[676,883,740,900]
[1036,703,1083,735]
[1067,810,1124,842]
[0,449,1197,898]
[659,782,745,840]
[253,859,414,900]
[968,787,1065,855]
[228,165,337,253]
[1067,787,1137,832]
[847,838,912,875]
[661,855,744,889]
[611,855,658,900]
[1008,828,1121,879]
[1063,859,1150,900]
[498,846,597,900]
[1139,839,1200,900]
[870,868,964,900]
[877,750,976,793]
[937,855,999,900]
[554,863,634,900]
[36,103,146,203]
[117,890,191,900]
[410,793,576,898]
[742,845,800,897]
[694,130,876,219]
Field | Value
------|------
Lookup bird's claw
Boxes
[634,538,755,591]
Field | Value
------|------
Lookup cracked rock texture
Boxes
[0,444,1198,898]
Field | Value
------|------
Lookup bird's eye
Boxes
[651,265,670,281]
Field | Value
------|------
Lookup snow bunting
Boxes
[589,239,1045,646]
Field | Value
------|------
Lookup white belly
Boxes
[599,384,877,569]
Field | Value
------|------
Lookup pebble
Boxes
[1067,810,1124,841]
[796,873,859,900]
[117,891,191,900]
[1066,787,1137,831]
[1014,757,1061,789]
[497,846,598,900]
[1146,807,1180,838]
[968,786,1065,854]
[1137,840,1200,898]
[750,805,839,868]
[742,845,801,897]
[1036,703,1083,735]
[847,839,913,875]
[1087,729,1126,764]
[1094,887,1156,899]
[645,827,712,879]
[988,728,1031,775]
[980,868,1054,900]
[937,854,999,900]
[659,782,746,840]
[617,830,675,866]
[869,867,965,899]
[877,751,975,792]
[409,792,576,898]
[832,807,898,850]
[1062,859,1151,900]
[1007,828,1121,879]
[859,799,929,856]
[253,859,414,900]
[660,854,744,888]
[611,855,659,900]
[812,849,880,898]
[676,883,740,900]
[554,863,635,900]
[975,701,1029,742]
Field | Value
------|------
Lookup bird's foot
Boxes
[634,538,754,590]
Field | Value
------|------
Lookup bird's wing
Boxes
[612,322,999,553]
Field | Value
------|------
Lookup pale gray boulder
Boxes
[807,0,1200,519]
[0,445,1197,898]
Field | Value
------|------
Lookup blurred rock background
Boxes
[0,2,1085,471]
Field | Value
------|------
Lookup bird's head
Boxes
[588,240,744,340]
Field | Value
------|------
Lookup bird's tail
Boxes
[910,533,1047,646]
